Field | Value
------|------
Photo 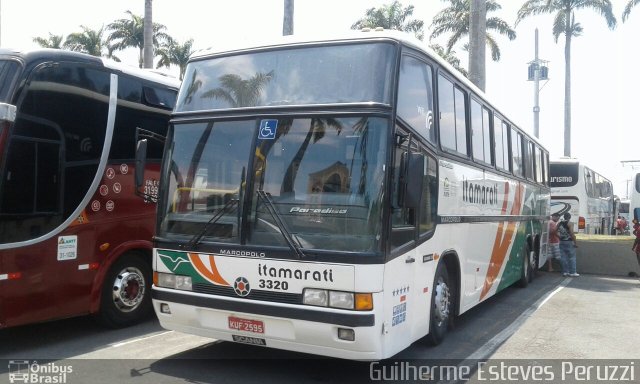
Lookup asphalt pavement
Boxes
[491,272,640,359]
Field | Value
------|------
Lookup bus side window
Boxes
[391,129,417,249]
[419,151,437,237]
[397,55,435,144]
[438,74,468,156]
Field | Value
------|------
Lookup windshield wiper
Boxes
[183,198,239,250]
[256,190,305,259]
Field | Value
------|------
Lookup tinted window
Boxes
[438,74,467,155]
[525,140,534,180]
[471,98,491,164]
[549,163,579,187]
[397,56,435,144]
[0,60,20,102]
[494,116,506,170]
[0,62,110,243]
[178,43,396,111]
[419,151,437,236]
[110,75,175,160]
[511,129,523,177]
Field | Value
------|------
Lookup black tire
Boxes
[97,253,152,328]
[529,244,538,282]
[425,262,453,345]
[517,243,532,288]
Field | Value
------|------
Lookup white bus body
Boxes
[150,30,550,360]
[550,159,614,234]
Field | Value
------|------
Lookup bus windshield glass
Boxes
[175,43,396,112]
[158,116,388,254]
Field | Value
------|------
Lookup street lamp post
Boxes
[527,29,548,139]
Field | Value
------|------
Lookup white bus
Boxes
[549,158,614,234]
[146,30,550,360]
[630,173,640,222]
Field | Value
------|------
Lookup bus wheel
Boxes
[97,253,152,328]
[425,263,452,345]
[528,245,538,283]
[517,243,532,288]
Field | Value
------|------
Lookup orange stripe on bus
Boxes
[480,183,524,300]
[189,253,230,286]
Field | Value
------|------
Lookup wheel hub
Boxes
[433,279,450,326]
[112,268,145,312]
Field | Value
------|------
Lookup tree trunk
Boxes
[283,0,294,36]
[564,24,572,157]
[469,0,486,91]
[143,0,154,69]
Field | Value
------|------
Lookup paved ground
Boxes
[491,273,640,359]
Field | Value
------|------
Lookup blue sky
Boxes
[3,0,639,196]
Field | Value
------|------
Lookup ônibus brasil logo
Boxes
[233,277,251,297]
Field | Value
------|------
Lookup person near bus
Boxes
[616,215,628,235]
[547,213,561,272]
[632,220,640,269]
[557,212,579,277]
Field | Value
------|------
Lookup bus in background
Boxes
[549,158,614,234]
[629,173,640,222]
[0,49,179,328]
[146,30,550,360]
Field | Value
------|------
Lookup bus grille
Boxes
[193,283,302,305]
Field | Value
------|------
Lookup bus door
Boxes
[385,131,438,351]
[0,62,112,326]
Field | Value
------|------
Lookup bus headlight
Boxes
[157,272,193,291]
[329,291,354,309]
[303,288,328,307]
[303,289,373,310]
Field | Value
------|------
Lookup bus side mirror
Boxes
[404,153,424,209]
[634,207,640,222]
[135,138,148,190]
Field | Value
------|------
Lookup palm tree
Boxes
[623,0,640,21]
[469,0,487,90]
[351,1,424,40]
[144,0,154,68]
[156,39,194,80]
[283,0,294,35]
[429,43,468,77]
[33,33,64,49]
[107,10,172,68]
[430,0,516,62]
[64,26,108,57]
[516,0,616,157]
[201,71,274,108]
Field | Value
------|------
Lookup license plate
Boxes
[232,335,267,346]
[228,316,265,334]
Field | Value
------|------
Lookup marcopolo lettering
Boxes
[258,263,334,282]
[462,176,499,206]
[220,249,266,258]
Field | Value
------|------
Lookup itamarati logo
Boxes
[8,360,73,383]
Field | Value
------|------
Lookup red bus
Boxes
[0,49,179,328]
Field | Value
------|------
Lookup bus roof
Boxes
[0,48,180,88]
[190,29,544,149]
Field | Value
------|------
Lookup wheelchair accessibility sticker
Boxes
[258,119,278,140]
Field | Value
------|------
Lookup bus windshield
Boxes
[158,116,389,254]
[176,43,396,112]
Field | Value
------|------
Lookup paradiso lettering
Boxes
[258,263,334,282]
[462,176,499,206]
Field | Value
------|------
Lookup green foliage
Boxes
[430,0,515,62]
[351,0,425,40]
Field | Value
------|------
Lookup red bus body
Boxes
[0,49,179,328]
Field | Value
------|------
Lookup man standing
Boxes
[557,212,579,277]
[547,213,561,271]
